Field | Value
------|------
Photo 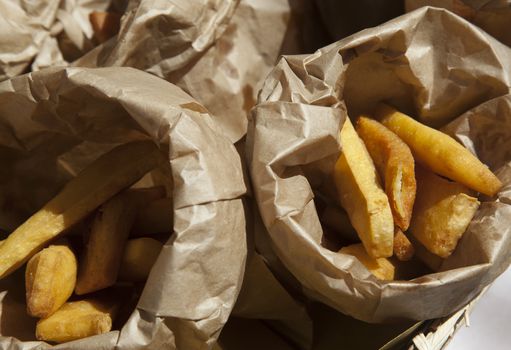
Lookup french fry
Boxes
[36,299,118,343]
[132,198,172,235]
[340,243,395,280]
[26,243,77,318]
[334,118,394,258]
[356,116,416,230]
[393,228,414,261]
[75,191,140,295]
[375,104,502,196]
[409,167,480,258]
[119,238,163,282]
[89,11,121,43]
[0,141,163,279]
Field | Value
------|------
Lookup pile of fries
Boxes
[326,105,502,280]
[0,141,171,343]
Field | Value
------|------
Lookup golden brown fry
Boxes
[132,198,173,235]
[119,238,163,282]
[356,116,416,230]
[89,11,121,43]
[393,228,414,262]
[340,243,395,280]
[320,205,358,242]
[0,141,163,279]
[376,104,502,196]
[75,191,141,295]
[334,118,394,258]
[36,299,118,343]
[26,243,77,318]
[409,167,480,258]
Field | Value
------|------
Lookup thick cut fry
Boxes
[393,228,414,261]
[340,244,395,280]
[356,116,416,230]
[132,198,173,235]
[26,243,77,318]
[119,238,163,282]
[409,167,480,258]
[36,299,118,343]
[0,141,163,279]
[89,11,121,43]
[334,118,394,258]
[75,191,142,295]
[375,104,502,196]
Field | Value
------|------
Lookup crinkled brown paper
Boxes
[73,1,314,346]
[247,7,511,323]
[406,0,511,47]
[0,0,124,81]
[0,66,247,349]
[75,0,304,143]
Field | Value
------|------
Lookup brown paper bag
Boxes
[247,7,511,323]
[0,0,125,81]
[231,202,313,349]
[75,0,304,143]
[0,66,247,349]
[406,0,511,47]
[73,2,314,344]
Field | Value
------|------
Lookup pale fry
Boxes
[356,116,416,230]
[36,299,118,343]
[132,198,173,235]
[119,238,163,282]
[409,167,480,258]
[334,118,394,258]
[340,243,395,280]
[0,141,163,279]
[393,228,414,261]
[75,191,140,295]
[376,104,502,196]
[26,243,77,318]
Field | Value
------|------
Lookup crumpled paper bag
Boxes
[247,6,511,323]
[75,0,304,143]
[0,0,125,81]
[406,0,511,47]
[73,1,314,345]
[0,66,247,349]
[231,202,313,349]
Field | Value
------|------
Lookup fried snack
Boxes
[119,238,163,282]
[409,167,480,258]
[393,228,414,261]
[36,299,118,343]
[132,198,173,235]
[89,11,121,43]
[26,243,77,318]
[75,191,141,295]
[320,205,359,242]
[0,141,163,279]
[340,244,395,280]
[375,104,502,196]
[334,118,394,258]
[356,116,416,230]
